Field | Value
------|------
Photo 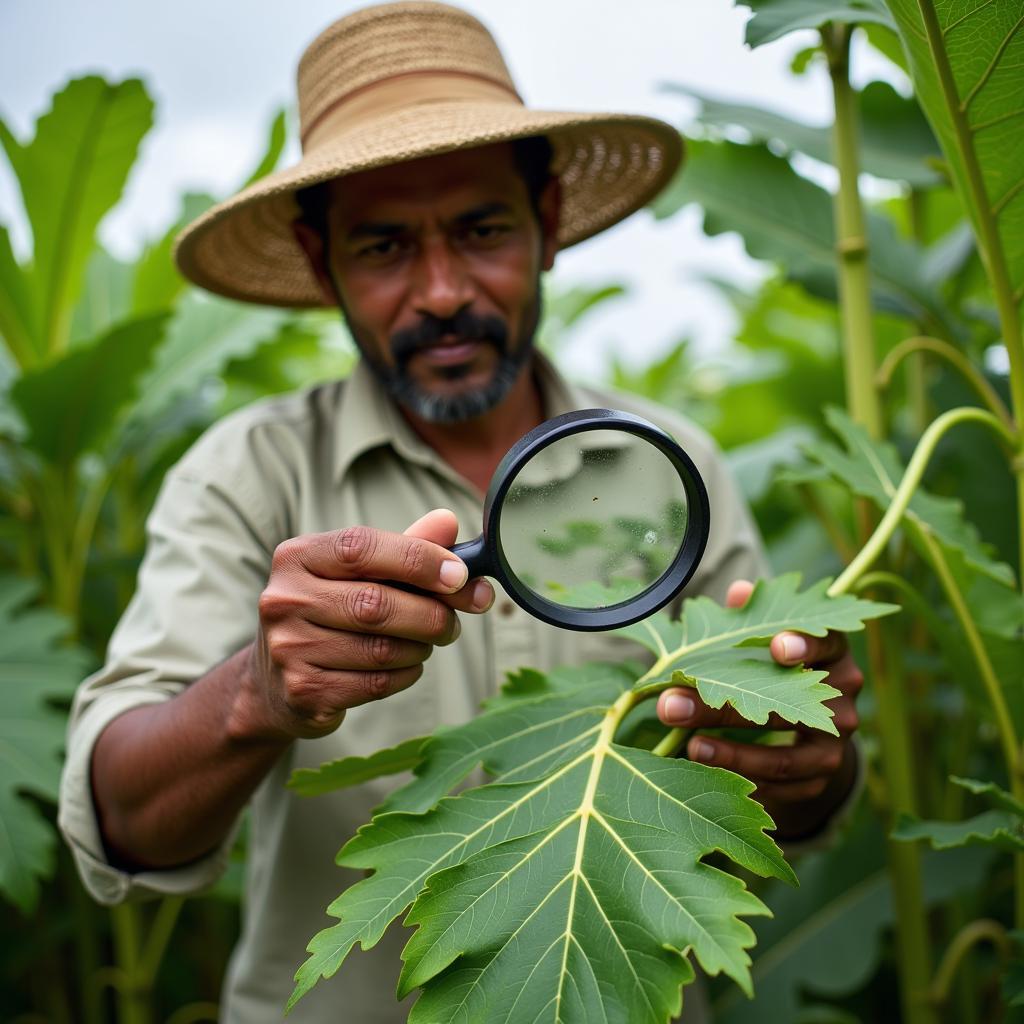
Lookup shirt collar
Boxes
[332,351,610,486]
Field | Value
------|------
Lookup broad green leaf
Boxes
[130,192,214,317]
[127,291,290,427]
[11,313,169,465]
[798,407,1015,586]
[950,775,1024,817]
[0,76,153,359]
[736,0,895,47]
[883,0,1024,315]
[652,140,957,333]
[621,574,897,731]
[713,813,991,1023]
[668,80,941,185]
[69,246,135,347]
[0,224,34,367]
[292,731,792,1015]
[0,577,92,912]
[240,108,288,188]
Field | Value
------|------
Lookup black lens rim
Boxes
[478,408,710,631]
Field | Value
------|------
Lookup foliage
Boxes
[290,582,894,1017]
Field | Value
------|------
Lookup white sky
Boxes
[0,0,895,379]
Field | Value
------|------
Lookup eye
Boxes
[464,223,510,245]
[355,239,406,262]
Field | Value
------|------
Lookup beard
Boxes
[338,285,542,425]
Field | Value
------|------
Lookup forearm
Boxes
[91,644,289,871]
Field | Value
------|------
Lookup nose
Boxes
[411,237,474,321]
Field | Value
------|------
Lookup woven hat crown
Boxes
[298,3,519,149]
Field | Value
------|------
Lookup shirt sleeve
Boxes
[58,440,279,905]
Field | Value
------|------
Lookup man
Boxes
[58,3,862,1021]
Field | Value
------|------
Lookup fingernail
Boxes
[781,635,808,662]
[439,559,468,590]
[692,740,715,762]
[472,579,494,611]
[664,694,696,723]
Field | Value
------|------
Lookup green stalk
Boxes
[928,919,1011,1007]
[110,904,153,1024]
[824,23,933,1024]
[877,335,1014,431]
[830,406,1018,596]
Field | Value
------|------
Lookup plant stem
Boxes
[877,335,1014,430]
[110,904,154,1024]
[929,918,1011,1007]
[652,727,689,758]
[830,406,1018,597]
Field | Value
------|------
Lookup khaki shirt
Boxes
[59,356,767,1023]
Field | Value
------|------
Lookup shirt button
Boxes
[499,600,516,618]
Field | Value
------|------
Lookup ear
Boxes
[537,176,562,272]
[291,219,339,306]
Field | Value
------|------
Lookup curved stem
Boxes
[877,335,1014,431]
[929,918,1011,1007]
[652,727,689,758]
[829,406,1018,597]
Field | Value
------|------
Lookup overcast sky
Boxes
[0,1,896,378]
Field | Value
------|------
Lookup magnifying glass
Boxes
[449,408,710,631]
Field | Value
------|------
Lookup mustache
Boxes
[390,310,509,365]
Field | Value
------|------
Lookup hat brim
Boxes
[173,104,684,307]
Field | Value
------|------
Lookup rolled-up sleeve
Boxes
[58,423,281,904]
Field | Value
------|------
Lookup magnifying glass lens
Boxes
[497,429,690,610]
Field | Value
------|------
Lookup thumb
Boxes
[725,579,755,609]
[404,507,461,548]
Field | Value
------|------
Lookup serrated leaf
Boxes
[800,407,1015,586]
[652,140,958,333]
[0,76,153,358]
[292,729,792,1018]
[620,575,895,730]
[11,312,169,464]
[893,810,1024,852]
[0,577,92,912]
[288,736,426,798]
[950,775,1024,817]
[736,0,895,46]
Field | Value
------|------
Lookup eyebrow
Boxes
[345,201,515,242]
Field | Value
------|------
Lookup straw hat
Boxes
[173,1,684,307]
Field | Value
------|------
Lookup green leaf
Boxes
[0,577,92,912]
[882,0,1024,314]
[669,80,941,185]
[241,109,288,188]
[11,313,169,465]
[0,223,35,367]
[127,291,290,427]
[652,140,957,333]
[0,76,154,359]
[713,813,991,1022]
[798,407,1015,586]
[950,775,1024,817]
[621,574,896,731]
[736,0,895,47]
[893,810,1024,852]
[288,736,426,797]
[292,729,791,1016]
[68,246,135,347]
[130,192,214,317]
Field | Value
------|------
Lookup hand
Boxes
[239,509,494,741]
[656,579,863,840]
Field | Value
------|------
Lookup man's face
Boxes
[301,143,559,423]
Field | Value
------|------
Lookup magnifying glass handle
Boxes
[450,535,489,580]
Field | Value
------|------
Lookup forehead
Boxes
[326,143,528,221]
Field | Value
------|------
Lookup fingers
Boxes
[687,730,844,791]
[657,686,794,731]
[771,628,848,667]
[276,517,468,594]
[725,579,754,609]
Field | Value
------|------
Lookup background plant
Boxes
[1,0,1021,1020]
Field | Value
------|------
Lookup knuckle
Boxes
[360,670,393,701]
[272,536,303,569]
[366,634,398,667]
[351,583,390,627]
[258,585,298,623]
[400,541,427,580]
[427,601,454,642]
[335,526,376,572]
